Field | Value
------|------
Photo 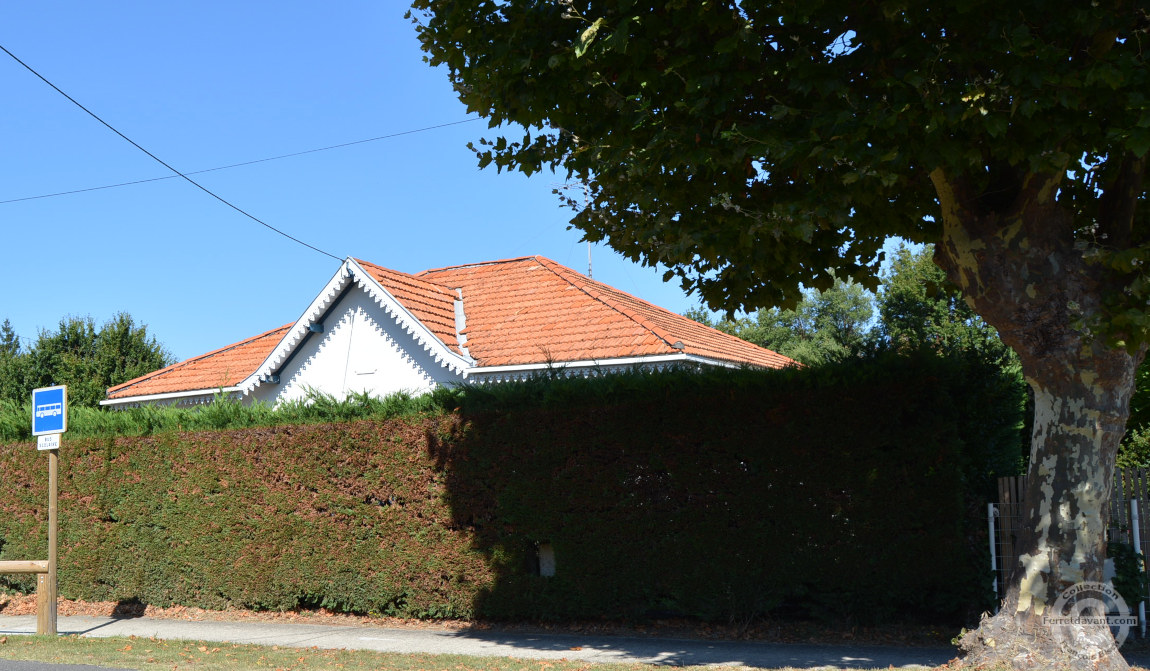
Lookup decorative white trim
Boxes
[463,353,745,382]
[239,258,474,397]
[347,259,475,372]
[99,387,241,407]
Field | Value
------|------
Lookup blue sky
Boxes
[1,2,713,361]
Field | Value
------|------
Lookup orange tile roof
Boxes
[417,256,795,369]
[106,256,795,401]
[354,259,462,354]
[105,325,291,400]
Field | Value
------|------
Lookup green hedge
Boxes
[0,417,488,617]
[0,389,448,442]
[435,353,1020,623]
[0,353,1023,624]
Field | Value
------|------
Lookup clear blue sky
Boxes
[1,2,717,361]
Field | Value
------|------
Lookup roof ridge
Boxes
[535,257,680,350]
[106,323,292,395]
[353,258,457,294]
[415,255,542,277]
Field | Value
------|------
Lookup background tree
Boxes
[691,245,1018,365]
[0,319,25,406]
[411,2,1149,667]
[1118,363,1150,467]
[9,313,172,408]
[688,276,873,365]
[691,245,1031,474]
[876,245,1015,364]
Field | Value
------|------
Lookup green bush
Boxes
[0,416,488,616]
[1108,541,1149,608]
[0,353,1022,625]
[0,389,446,442]
[436,353,1013,624]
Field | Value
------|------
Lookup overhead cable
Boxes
[0,119,481,205]
[0,42,344,261]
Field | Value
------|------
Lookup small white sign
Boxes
[37,434,60,451]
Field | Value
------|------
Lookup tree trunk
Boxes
[931,169,1144,670]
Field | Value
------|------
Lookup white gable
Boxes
[249,285,464,405]
[239,259,470,407]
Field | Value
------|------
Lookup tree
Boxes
[875,245,1030,471]
[410,2,1148,667]
[688,276,873,364]
[91,313,176,398]
[876,244,1015,365]
[1118,362,1150,467]
[0,319,25,405]
[21,314,173,408]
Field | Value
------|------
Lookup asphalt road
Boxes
[2,614,1148,669]
[1,613,955,669]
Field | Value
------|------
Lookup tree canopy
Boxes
[688,274,872,364]
[875,244,1014,364]
[692,244,1016,365]
[411,1,1148,327]
[0,313,173,408]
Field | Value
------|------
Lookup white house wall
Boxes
[249,288,463,406]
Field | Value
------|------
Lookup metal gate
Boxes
[989,472,1150,635]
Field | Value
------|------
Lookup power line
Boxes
[0,43,349,262]
[0,119,481,205]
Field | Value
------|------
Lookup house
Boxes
[101,256,796,408]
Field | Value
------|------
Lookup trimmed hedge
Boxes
[0,353,1023,624]
[0,417,488,617]
[435,353,1020,623]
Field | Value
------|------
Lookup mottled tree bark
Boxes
[931,169,1143,670]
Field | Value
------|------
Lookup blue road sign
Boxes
[32,385,67,436]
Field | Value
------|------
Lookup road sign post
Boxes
[31,385,66,636]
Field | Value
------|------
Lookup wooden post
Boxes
[36,448,57,636]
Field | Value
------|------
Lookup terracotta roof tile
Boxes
[106,324,291,399]
[106,256,796,402]
[417,256,795,369]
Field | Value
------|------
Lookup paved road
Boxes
[1,614,955,669]
[2,615,1147,669]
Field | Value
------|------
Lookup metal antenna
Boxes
[554,180,595,278]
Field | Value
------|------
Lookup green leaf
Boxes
[1129,128,1150,159]
[575,17,605,58]
[604,17,634,53]
[985,115,1008,138]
